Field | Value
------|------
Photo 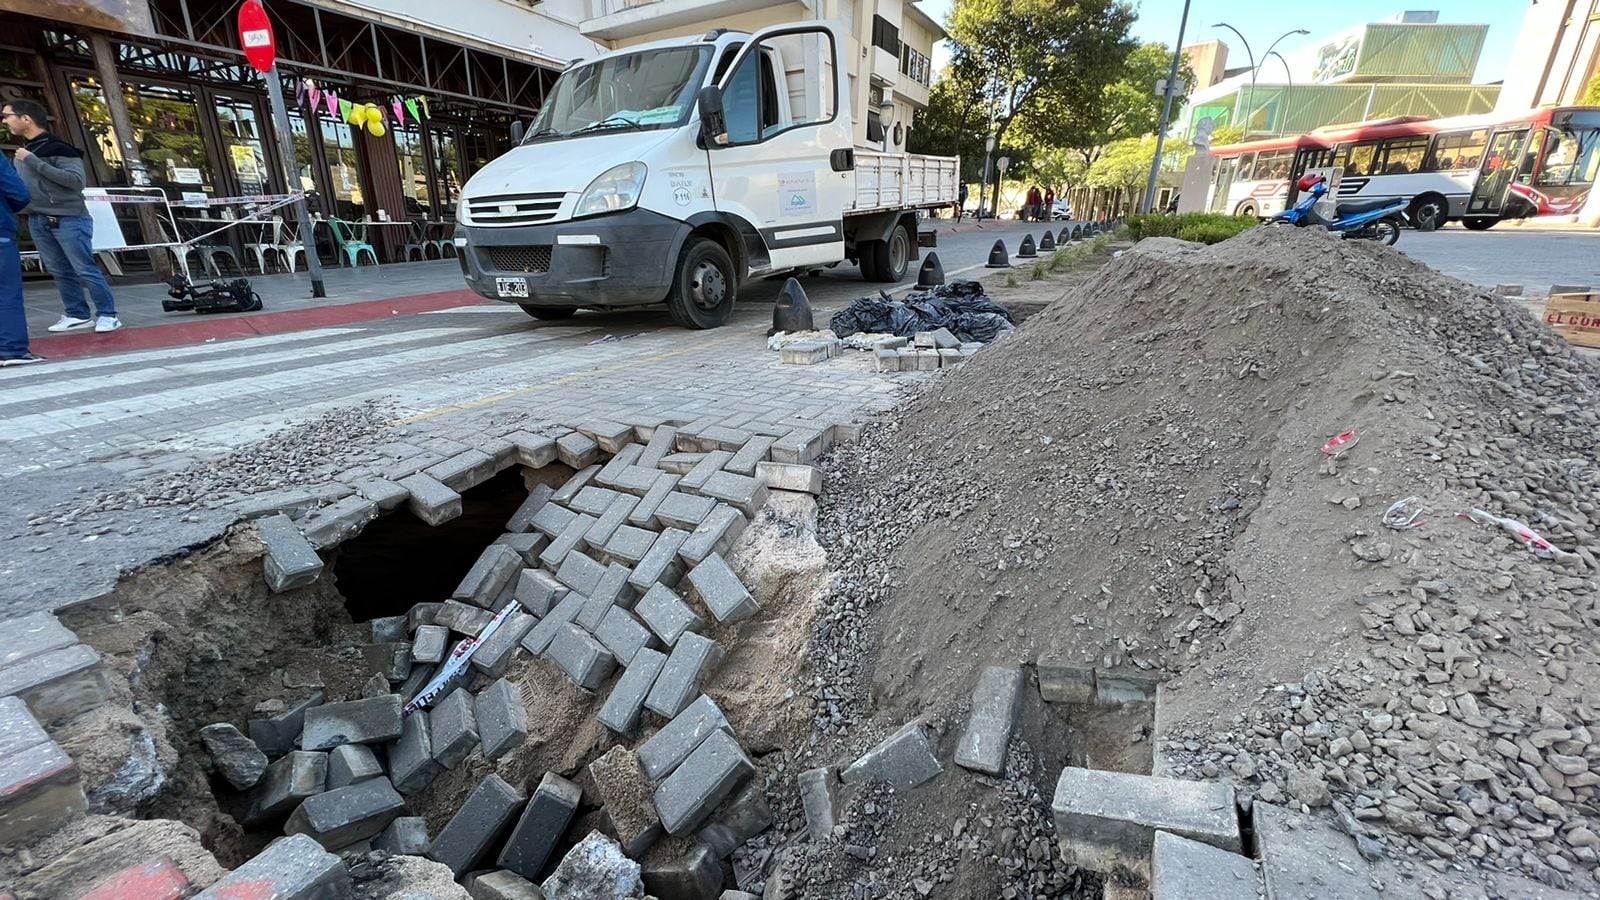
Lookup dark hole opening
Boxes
[332,465,569,620]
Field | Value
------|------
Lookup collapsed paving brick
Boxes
[604,524,658,566]
[0,713,85,845]
[284,775,405,849]
[301,695,404,750]
[548,624,618,692]
[695,424,756,452]
[635,583,704,647]
[556,550,607,597]
[597,444,646,486]
[370,616,407,643]
[840,721,943,789]
[588,746,663,857]
[476,677,529,762]
[390,712,442,796]
[199,722,268,790]
[753,461,822,495]
[78,856,190,900]
[529,501,578,538]
[471,611,536,679]
[1051,767,1241,876]
[429,688,480,769]
[425,448,497,492]
[798,767,840,841]
[248,691,324,759]
[430,773,527,876]
[541,831,645,898]
[540,513,599,568]
[507,483,555,533]
[454,545,524,607]
[397,472,463,526]
[677,505,747,566]
[327,743,383,789]
[495,531,549,566]
[645,633,725,719]
[299,495,380,550]
[628,528,691,592]
[597,647,668,736]
[685,554,759,625]
[556,432,601,469]
[588,562,637,615]
[408,603,443,631]
[630,473,682,528]
[655,729,755,835]
[472,869,544,900]
[613,465,663,496]
[586,495,641,551]
[696,781,774,858]
[255,513,324,592]
[1253,801,1377,900]
[499,772,582,879]
[697,471,768,518]
[436,600,494,637]
[246,750,328,824]
[553,466,601,507]
[375,816,430,856]
[725,435,776,476]
[510,432,558,468]
[655,491,716,531]
[0,611,77,668]
[595,606,659,666]
[642,841,722,898]
[514,568,569,617]
[193,834,348,900]
[412,625,449,664]
[1036,651,1096,704]
[680,450,734,492]
[640,425,679,469]
[577,420,635,454]
[1150,831,1259,900]
[770,427,828,464]
[1095,671,1160,705]
[363,642,413,683]
[521,593,586,656]
[638,694,733,781]
[954,666,1024,776]
[658,452,706,475]
[571,485,624,516]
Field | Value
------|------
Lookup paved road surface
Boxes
[1399,228,1600,292]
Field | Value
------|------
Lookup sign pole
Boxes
[263,66,325,298]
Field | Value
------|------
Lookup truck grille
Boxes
[487,246,553,273]
[467,192,566,225]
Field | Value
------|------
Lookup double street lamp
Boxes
[1213,24,1309,136]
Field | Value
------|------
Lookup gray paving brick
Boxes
[1151,831,1260,900]
[698,470,768,517]
[642,842,722,898]
[841,720,943,789]
[596,443,645,486]
[193,834,348,900]
[589,561,637,613]
[555,550,607,597]
[678,505,748,566]
[471,611,535,678]
[680,450,734,492]
[374,816,430,856]
[1036,652,1096,703]
[0,642,111,725]
[509,432,557,468]
[597,647,668,736]
[954,666,1024,776]
[471,870,543,900]
[638,694,733,781]
[1051,767,1240,874]
[299,495,380,550]
[412,625,448,664]
[725,435,776,475]
[255,513,324,593]
[754,461,822,495]
[435,599,494,637]
[576,420,636,454]
[628,472,680,528]
[248,691,324,759]
[285,775,405,850]
[1254,801,1375,900]
[539,513,597,569]
[770,428,828,464]
[476,678,529,762]
[408,603,443,632]
[327,743,383,789]
[430,774,526,876]
[429,688,480,769]
[629,528,690,593]
[528,500,577,538]
[693,425,755,453]
[0,696,49,758]
[571,484,623,516]
[425,448,496,492]
[639,425,679,469]
[514,568,568,617]
[556,432,600,468]
[494,532,549,565]
[453,544,524,607]
[686,553,759,625]
[798,766,840,840]
[363,642,412,683]
[498,771,582,879]
[302,695,403,750]
[0,738,84,845]
[396,472,462,526]
[389,712,442,796]
[547,624,617,691]
[370,616,407,643]
[654,491,716,531]
[552,463,601,504]
[507,483,555,533]
[612,465,663,497]
[594,606,659,666]
[246,751,328,823]
[604,524,658,566]
[654,729,754,835]
[589,745,663,856]
[521,593,586,656]
[0,612,77,669]
[584,494,640,551]
[231,487,320,521]
[645,634,725,719]
[697,780,774,858]
[633,582,704,647]
[658,452,706,475]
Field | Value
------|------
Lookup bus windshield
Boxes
[523,46,711,143]
[1536,123,1600,187]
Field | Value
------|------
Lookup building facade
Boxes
[1498,0,1600,111]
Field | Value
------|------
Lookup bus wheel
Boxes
[1235,201,1258,217]
[1409,195,1446,232]
[1461,217,1496,231]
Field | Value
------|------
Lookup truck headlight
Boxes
[456,195,469,225]
[575,162,647,218]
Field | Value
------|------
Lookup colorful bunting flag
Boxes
[339,98,353,123]
[405,98,420,122]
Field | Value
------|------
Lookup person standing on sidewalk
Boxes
[3,99,120,334]
[0,148,40,366]
[955,182,968,222]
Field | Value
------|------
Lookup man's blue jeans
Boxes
[0,234,26,357]
[29,213,117,319]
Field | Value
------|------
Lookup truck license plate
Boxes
[496,278,530,299]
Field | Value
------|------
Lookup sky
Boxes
[917,0,1528,85]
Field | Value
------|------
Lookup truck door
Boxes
[707,23,853,272]
[1465,127,1530,220]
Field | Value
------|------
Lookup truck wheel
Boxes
[666,237,736,329]
[519,305,575,321]
[860,225,913,283]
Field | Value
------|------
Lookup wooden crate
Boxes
[1543,292,1600,349]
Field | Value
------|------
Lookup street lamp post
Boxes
[1141,0,1191,214]
[1212,23,1255,134]
[1267,50,1294,136]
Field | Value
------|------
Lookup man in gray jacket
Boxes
[3,99,120,333]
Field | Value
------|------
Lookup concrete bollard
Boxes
[985,240,1010,268]
[915,252,945,288]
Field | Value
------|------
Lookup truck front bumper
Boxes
[457,208,689,308]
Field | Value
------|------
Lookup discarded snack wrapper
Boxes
[1321,430,1359,456]
[403,602,520,715]
[1459,508,1578,564]
[1383,496,1426,530]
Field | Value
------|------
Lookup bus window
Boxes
[1236,152,1257,179]
[1536,126,1600,186]
[1336,142,1378,177]
[1256,150,1292,180]
[1424,129,1487,172]
[1380,137,1429,175]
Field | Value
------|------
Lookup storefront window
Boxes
[69,75,216,198]
[430,127,460,214]
[395,125,430,216]
[286,110,322,211]
[318,115,364,219]
[216,96,269,196]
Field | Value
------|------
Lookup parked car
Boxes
[1050,200,1072,220]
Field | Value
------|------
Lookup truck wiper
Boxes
[571,115,643,136]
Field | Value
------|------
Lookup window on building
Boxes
[318,115,364,219]
[431,128,461,210]
[899,45,930,86]
[871,15,900,56]
[395,125,430,216]
[1423,129,1487,172]
[215,96,269,195]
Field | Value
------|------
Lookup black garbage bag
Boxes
[827,280,1013,343]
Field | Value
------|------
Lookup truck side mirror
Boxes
[697,85,728,147]
[510,120,526,144]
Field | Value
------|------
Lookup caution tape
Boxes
[91,191,306,207]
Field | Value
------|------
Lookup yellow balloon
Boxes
[368,121,386,138]
[348,105,367,127]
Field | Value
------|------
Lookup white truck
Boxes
[453,22,959,328]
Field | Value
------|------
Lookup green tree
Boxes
[946,0,1137,212]
[1582,70,1600,107]
[1020,42,1193,168]
[1086,136,1156,192]
[908,62,989,182]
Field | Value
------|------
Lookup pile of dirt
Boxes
[811,226,1600,891]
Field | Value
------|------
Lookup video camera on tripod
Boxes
[162,275,264,314]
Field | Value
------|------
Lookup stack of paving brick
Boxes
[777,334,845,366]
[0,611,110,845]
[873,327,984,373]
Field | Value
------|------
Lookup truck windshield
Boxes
[523,46,710,142]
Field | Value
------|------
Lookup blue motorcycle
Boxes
[1272,174,1406,246]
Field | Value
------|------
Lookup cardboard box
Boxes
[1544,292,1600,348]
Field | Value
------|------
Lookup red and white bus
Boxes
[1207,106,1600,230]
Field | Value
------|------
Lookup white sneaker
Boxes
[0,352,46,367]
[94,316,123,333]
[47,316,92,333]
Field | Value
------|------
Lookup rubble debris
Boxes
[953,665,1023,776]
[199,722,268,790]
[193,833,347,899]
[541,831,645,899]
[840,720,943,789]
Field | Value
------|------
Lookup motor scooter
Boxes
[1272,174,1407,246]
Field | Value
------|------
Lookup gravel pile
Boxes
[808,225,1600,890]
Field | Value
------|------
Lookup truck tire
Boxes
[519,305,575,321]
[860,224,913,283]
[666,236,736,329]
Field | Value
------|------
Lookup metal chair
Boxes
[275,217,310,273]
[330,218,379,267]
[402,218,429,262]
[432,219,456,258]
[244,217,283,273]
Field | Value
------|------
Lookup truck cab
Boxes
[454,22,956,328]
